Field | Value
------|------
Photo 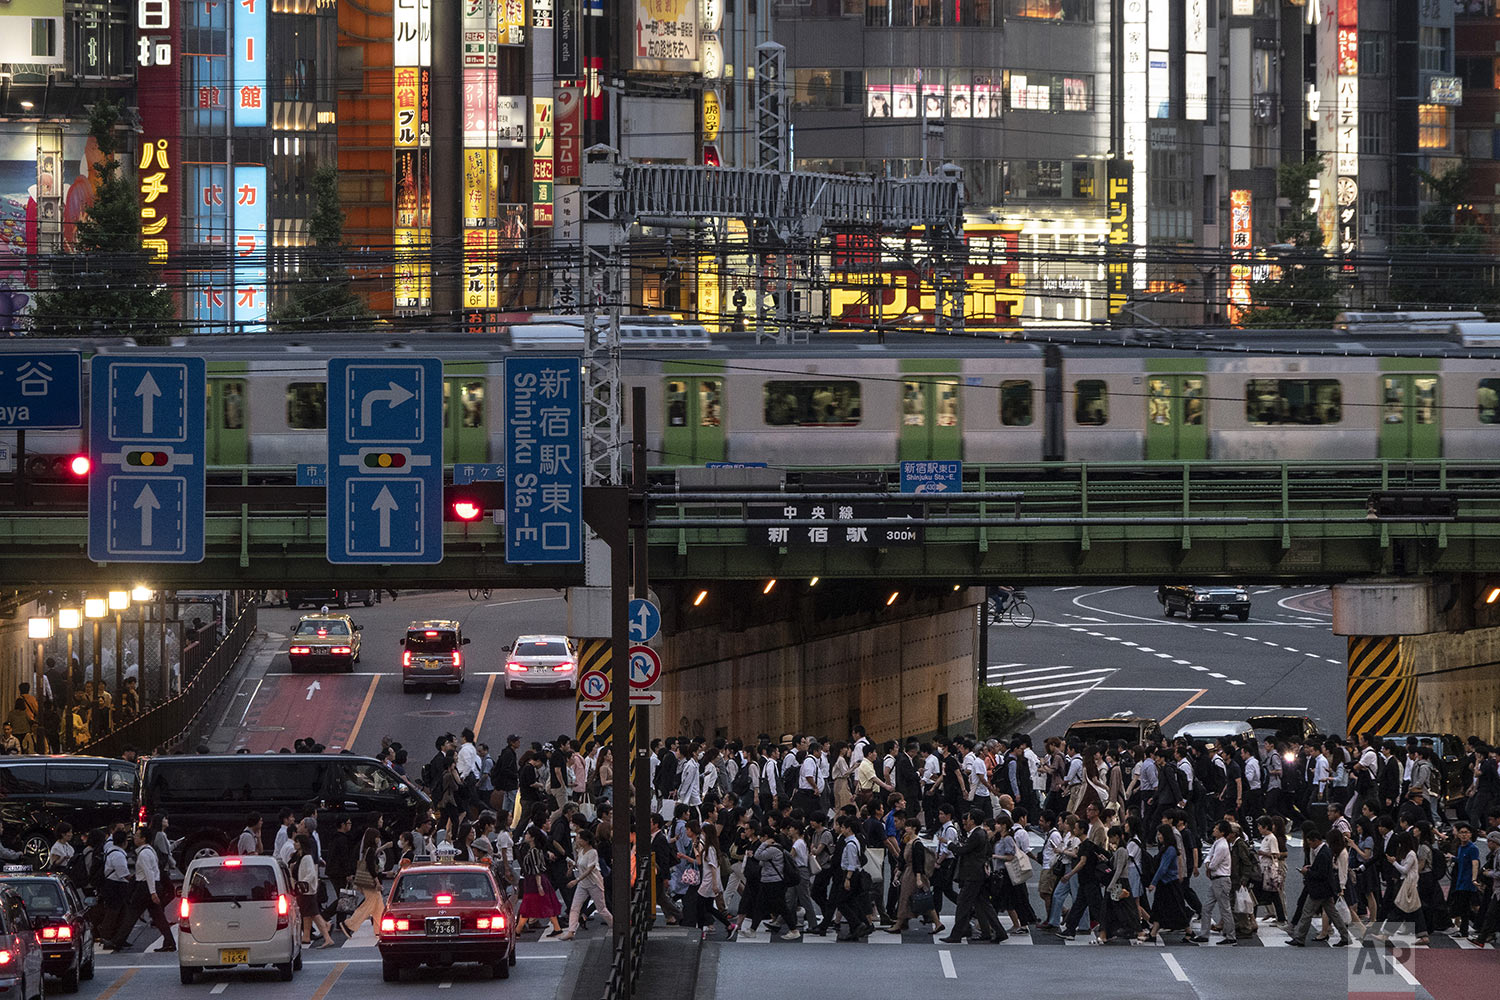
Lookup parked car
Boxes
[178,855,301,984]
[1247,714,1322,745]
[377,862,515,981]
[285,590,373,610]
[137,754,432,865]
[0,869,94,993]
[1064,717,1164,746]
[0,884,45,1000]
[0,757,136,867]
[286,612,362,672]
[1381,732,1468,805]
[400,621,469,693]
[502,635,579,697]
[1172,720,1255,746]
[1157,584,1252,621]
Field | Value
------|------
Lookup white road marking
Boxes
[1283,648,1299,653]
[1004,672,1116,692]
[1162,953,1190,982]
[425,692,432,701]
[1137,646,1156,652]
[1325,658,1343,664]
[1392,958,1420,987]
[1190,666,1209,672]
[210,985,227,996]
[1052,586,1082,592]
[1094,686,1204,693]
[1189,705,1309,711]
[1075,616,1105,623]
[1155,653,1173,659]
[1208,672,1227,679]
[1120,641,1139,647]
[483,596,565,608]
[1173,659,1191,665]
[1227,680,1246,686]
[1254,588,1276,595]
[1087,632,1106,637]
[439,982,453,989]
[986,661,1028,672]
[939,949,957,978]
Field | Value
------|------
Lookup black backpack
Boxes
[731,761,752,796]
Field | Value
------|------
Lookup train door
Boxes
[1144,374,1207,460]
[662,376,726,464]
[1378,373,1441,459]
[898,376,961,461]
[206,378,248,465]
[443,377,488,463]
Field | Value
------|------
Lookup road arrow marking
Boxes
[135,371,161,433]
[371,485,398,547]
[360,382,415,425]
[306,680,321,700]
[133,483,160,546]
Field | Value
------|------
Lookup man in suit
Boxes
[941,808,1006,943]
[894,741,923,827]
[1378,747,1404,811]
[1288,824,1351,946]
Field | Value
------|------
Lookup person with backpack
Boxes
[92,830,132,948]
[941,808,1003,943]
[743,824,799,940]
[820,814,874,940]
[885,814,941,934]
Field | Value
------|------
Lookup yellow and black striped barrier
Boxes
[1346,635,1417,736]
[574,638,639,748]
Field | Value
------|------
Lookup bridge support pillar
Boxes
[1333,576,1500,742]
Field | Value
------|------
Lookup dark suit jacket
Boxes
[952,824,991,881]
[894,752,921,805]
[494,746,520,791]
[1306,842,1338,899]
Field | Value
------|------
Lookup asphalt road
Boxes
[988,585,1348,739]
[207,589,579,757]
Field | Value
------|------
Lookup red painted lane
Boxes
[233,673,375,752]
[1404,950,1498,1000]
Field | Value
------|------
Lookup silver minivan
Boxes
[178,857,302,984]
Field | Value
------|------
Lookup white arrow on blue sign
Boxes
[629,598,661,643]
[327,358,443,564]
[88,357,205,563]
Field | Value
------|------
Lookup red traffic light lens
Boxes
[452,501,482,521]
[67,455,91,477]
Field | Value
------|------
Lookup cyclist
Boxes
[991,586,1017,615]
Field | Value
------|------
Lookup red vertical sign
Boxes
[136,0,182,265]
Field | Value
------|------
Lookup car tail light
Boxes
[380,917,394,932]
[276,894,290,930]
[179,897,191,935]
[425,630,438,637]
[552,662,574,672]
[396,919,410,931]
[452,650,462,668]
[39,925,71,941]
[223,858,242,867]
[435,894,452,905]
[290,646,311,655]
[403,650,411,667]
[0,950,11,966]
[332,646,352,655]
[506,661,525,673]
[476,913,507,932]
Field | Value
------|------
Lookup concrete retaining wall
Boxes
[1404,625,1500,745]
[655,589,979,743]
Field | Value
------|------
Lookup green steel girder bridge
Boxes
[2,460,1498,588]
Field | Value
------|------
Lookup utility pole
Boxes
[631,388,651,917]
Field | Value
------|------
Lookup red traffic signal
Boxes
[451,499,483,521]
[67,455,91,478]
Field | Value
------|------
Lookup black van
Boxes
[0,756,137,865]
[137,754,432,863]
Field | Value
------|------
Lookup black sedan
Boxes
[0,869,94,993]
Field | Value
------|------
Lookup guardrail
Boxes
[603,858,654,1000]
[83,600,257,758]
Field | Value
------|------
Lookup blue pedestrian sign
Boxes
[327,358,443,564]
[900,460,963,494]
[629,598,661,643]
[0,352,82,428]
[88,357,205,563]
[454,462,505,485]
[504,357,581,564]
[296,463,327,487]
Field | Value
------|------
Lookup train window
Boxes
[1245,379,1343,425]
[1413,377,1437,424]
[935,380,959,427]
[698,381,722,427]
[285,383,327,429]
[1480,379,1500,423]
[1074,380,1108,425]
[666,381,688,426]
[446,381,485,428]
[902,382,926,427]
[1183,378,1204,425]
[764,381,862,426]
[1147,379,1172,425]
[1000,380,1034,426]
[222,381,245,429]
[1382,379,1405,424]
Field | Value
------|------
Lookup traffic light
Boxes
[22,454,90,480]
[362,451,407,469]
[67,455,90,478]
[450,498,483,522]
[123,450,169,467]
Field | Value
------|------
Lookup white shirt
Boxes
[135,842,162,889]
[1176,758,1195,791]
[851,738,871,766]
[761,759,779,796]
[1206,838,1232,878]
[799,755,822,794]
[1042,829,1065,867]
[965,753,990,797]
[456,741,480,780]
[936,820,959,860]
[921,752,941,787]
[1024,747,1043,790]
[101,843,128,882]
[48,841,75,869]
[677,757,702,806]
[275,837,297,866]
[1359,747,1378,773]
[1243,757,1262,789]
[1064,754,1085,788]
[1313,754,1331,788]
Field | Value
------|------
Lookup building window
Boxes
[1360,111,1387,156]
[1007,0,1094,21]
[1360,189,1389,238]
[31,17,56,57]
[285,383,327,429]
[1245,379,1344,425]
[1419,104,1453,150]
[1000,380,1034,426]
[1074,381,1108,425]
[1419,26,1451,74]
[1360,32,1388,77]
[763,381,862,426]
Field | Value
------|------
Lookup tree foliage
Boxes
[1242,154,1342,328]
[30,99,175,336]
[271,166,372,329]
[1387,164,1495,308]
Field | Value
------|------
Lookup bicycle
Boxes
[468,587,492,601]
[985,591,1034,628]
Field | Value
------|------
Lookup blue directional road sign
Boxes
[900,460,963,494]
[296,464,327,487]
[0,352,82,428]
[88,357,205,563]
[327,358,443,564]
[454,462,505,485]
[629,598,660,643]
[504,356,582,564]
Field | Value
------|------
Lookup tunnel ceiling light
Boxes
[1487,586,1500,605]
[108,591,130,611]
[693,589,708,607]
[886,591,900,606]
[84,598,106,619]
[762,579,776,595]
[809,577,819,587]
[27,617,52,640]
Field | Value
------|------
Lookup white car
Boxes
[1171,720,1255,746]
[178,856,302,984]
[502,635,579,696]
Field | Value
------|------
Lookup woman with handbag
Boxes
[989,812,1032,935]
[1141,824,1191,943]
[1374,831,1429,945]
[884,817,942,934]
[1103,826,1140,940]
[345,828,385,935]
[295,834,340,948]
[1253,815,1287,925]
[516,826,564,937]
[696,823,734,938]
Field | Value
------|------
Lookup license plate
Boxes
[426,917,459,935]
[219,948,250,964]
[1219,604,1228,611]
[423,660,446,670]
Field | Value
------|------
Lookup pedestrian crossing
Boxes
[985,662,1117,712]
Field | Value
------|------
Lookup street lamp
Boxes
[26,617,52,750]
[131,585,153,603]
[85,598,106,707]
[56,608,81,749]
[108,591,130,709]
[108,591,129,612]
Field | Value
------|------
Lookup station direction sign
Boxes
[327,358,444,564]
[88,356,205,562]
[504,356,582,564]
[747,502,924,547]
[0,352,82,428]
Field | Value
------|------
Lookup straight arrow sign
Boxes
[372,485,398,548]
[133,483,159,546]
[305,680,320,700]
[135,371,161,434]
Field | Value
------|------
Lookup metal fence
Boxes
[603,858,654,1000]
[83,601,257,758]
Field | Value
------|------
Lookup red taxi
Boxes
[377,863,515,982]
